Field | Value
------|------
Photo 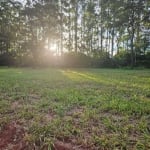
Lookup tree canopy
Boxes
[0,0,150,67]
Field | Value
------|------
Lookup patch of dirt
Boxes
[45,114,54,121]
[27,94,41,104]
[67,107,84,116]
[100,111,125,122]
[45,113,55,122]
[65,107,84,126]
[0,121,27,150]
[45,109,56,122]
[11,101,22,110]
[29,94,40,100]
[54,141,73,150]
[53,139,87,150]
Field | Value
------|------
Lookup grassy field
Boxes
[0,68,150,150]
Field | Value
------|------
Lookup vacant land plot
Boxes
[0,68,150,150]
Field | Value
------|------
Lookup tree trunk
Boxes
[111,27,114,57]
[60,0,63,55]
[130,29,135,68]
[75,1,78,53]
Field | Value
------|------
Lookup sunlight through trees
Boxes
[0,0,149,67]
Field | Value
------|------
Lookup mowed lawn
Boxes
[0,68,150,150]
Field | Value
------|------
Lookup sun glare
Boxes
[48,43,62,56]
[50,43,57,52]
[45,42,58,54]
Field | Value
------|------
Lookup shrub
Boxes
[0,53,15,66]
[62,52,91,67]
[114,51,131,67]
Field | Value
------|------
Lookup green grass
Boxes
[0,68,150,149]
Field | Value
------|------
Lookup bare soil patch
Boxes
[45,110,56,122]
[11,101,22,110]
[54,140,73,150]
[53,140,85,150]
[0,121,27,150]
[29,94,41,101]
[67,107,84,116]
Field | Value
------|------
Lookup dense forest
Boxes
[0,0,150,68]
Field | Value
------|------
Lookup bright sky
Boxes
[17,0,25,2]
[16,0,26,4]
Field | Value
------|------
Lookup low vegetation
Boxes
[0,68,150,149]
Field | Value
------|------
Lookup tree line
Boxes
[0,0,150,68]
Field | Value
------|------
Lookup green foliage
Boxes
[0,0,149,67]
[114,51,131,67]
[0,53,15,66]
[62,51,115,68]
[136,52,150,68]
[62,52,91,67]
[91,51,114,68]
